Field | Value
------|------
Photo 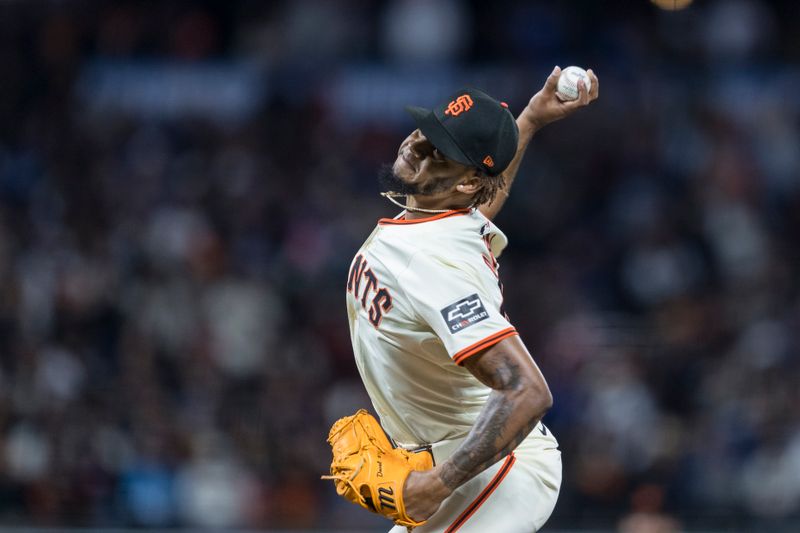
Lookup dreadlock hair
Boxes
[470,169,506,207]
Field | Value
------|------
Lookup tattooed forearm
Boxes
[438,345,552,491]
[460,415,540,483]
[439,393,537,489]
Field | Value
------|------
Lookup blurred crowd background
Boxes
[1,0,799,531]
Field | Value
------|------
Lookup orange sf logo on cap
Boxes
[444,94,474,116]
[483,155,494,167]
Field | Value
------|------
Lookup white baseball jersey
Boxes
[346,207,562,532]
[346,207,514,446]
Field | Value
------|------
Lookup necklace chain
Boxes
[380,192,463,214]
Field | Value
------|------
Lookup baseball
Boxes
[556,66,591,102]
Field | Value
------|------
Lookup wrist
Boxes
[520,106,545,132]
[429,465,455,499]
[433,461,467,495]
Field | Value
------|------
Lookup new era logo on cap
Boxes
[405,88,519,177]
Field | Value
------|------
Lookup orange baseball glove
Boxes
[322,409,433,528]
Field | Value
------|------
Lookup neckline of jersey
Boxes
[378,208,472,226]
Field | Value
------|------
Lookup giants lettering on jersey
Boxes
[347,254,393,327]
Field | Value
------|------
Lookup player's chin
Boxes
[379,163,418,195]
[392,159,416,181]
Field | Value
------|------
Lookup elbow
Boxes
[541,386,554,413]
[525,381,553,418]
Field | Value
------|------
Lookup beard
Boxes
[378,164,422,195]
[377,164,461,196]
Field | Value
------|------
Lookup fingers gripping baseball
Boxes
[542,66,562,95]
[525,65,599,128]
[566,68,598,108]
[587,69,599,99]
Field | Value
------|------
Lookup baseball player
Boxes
[343,67,599,532]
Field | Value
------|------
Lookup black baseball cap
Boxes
[405,88,519,177]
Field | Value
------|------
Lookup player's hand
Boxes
[523,66,599,129]
[403,467,452,522]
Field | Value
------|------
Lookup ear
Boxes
[455,172,483,195]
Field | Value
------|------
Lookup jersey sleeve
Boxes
[398,251,517,365]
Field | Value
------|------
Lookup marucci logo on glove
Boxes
[441,294,489,334]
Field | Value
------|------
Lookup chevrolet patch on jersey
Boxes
[441,294,489,334]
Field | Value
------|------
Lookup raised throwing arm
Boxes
[479,66,599,221]
[402,335,552,521]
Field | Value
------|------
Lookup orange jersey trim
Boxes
[452,327,518,365]
[444,453,516,533]
[378,208,471,226]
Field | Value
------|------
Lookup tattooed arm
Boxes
[403,335,553,521]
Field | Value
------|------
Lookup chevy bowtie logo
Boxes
[440,293,489,334]
[446,298,483,322]
[444,94,474,116]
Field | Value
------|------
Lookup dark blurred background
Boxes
[0,0,799,531]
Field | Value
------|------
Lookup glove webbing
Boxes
[321,416,386,510]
